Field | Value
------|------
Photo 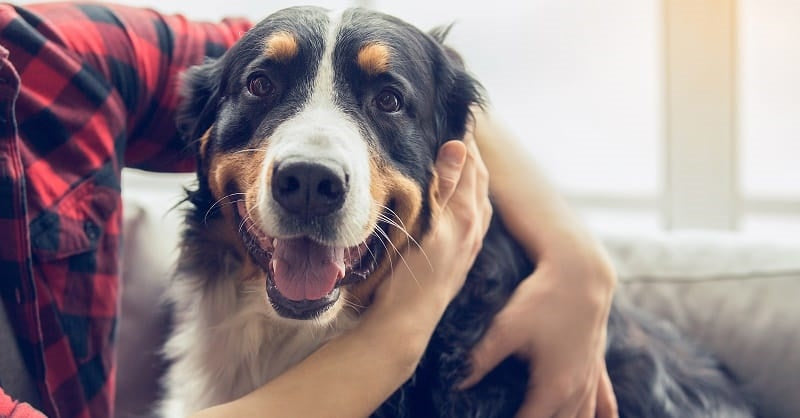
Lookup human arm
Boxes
[192,299,445,418]
[192,135,492,417]
[462,109,619,418]
[0,387,45,418]
[23,2,252,172]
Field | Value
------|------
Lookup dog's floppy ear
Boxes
[177,58,223,147]
[429,25,484,143]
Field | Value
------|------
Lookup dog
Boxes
[160,6,755,417]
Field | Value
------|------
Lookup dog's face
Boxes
[180,7,480,323]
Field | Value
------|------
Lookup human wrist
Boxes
[535,228,617,305]
[369,287,449,337]
[358,299,443,376]
[369,250,459,329]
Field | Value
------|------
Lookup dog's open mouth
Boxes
[235,201,385,319]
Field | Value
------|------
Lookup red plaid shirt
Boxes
[0,3,251,417]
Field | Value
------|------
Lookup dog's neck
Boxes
[171,226,360,393]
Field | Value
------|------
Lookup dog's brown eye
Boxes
[375,89,402,113]
[248,75,275,97]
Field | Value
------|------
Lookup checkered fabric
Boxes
[0,3,251,417]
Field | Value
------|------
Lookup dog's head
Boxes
[180,7,481,323]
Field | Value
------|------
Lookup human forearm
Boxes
[472,109,615,293]
[192,297,444,418]
[466,108,619,417]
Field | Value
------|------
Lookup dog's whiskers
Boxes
[342,294,366,313]
[344,292,366,309]
[347,224,365,264]
[376,204,414,245]
[345,223,375,268]
[230,148,267,155]
[376,214,432,271]
[239,202,262,236]
[204,192,247,224]
[375,225,422,288]
[375,203,433,271]
[371,230,394,279]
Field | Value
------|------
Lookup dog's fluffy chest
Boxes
[160,272,359,416]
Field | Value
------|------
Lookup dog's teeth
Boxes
[272,238,277,247]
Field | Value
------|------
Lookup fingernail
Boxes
[440,146,465,167]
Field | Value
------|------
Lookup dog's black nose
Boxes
[272,161,348,217]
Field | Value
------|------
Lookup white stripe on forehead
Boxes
[310,9,344,106]
[257,9,373,247]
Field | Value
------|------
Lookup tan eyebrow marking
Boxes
[264,31,298,63]
[357,43,391,76]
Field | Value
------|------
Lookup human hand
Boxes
[460,240,619,418]
[372,129,492,316]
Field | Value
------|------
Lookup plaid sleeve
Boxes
[25,3,252,172]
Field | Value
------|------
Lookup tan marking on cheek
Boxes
[367,158,391,221]
[385,171,425,242]
[347,160,425,307]
[264,31,298,63]
[207,150,265,221]
[205,148,270,274]
[357,43,391,76]
[198,128,212,160]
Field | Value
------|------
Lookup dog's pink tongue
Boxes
[271,237,345,301]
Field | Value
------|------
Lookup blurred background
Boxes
[21,0,799,236]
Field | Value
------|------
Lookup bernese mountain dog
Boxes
[160,6,755,417]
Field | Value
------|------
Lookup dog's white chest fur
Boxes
[160,10,367,417]
[159,270,358,417]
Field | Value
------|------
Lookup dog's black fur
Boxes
[376,216,755,417]
[177,7,755,417]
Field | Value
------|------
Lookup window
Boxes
[739,0,800,235]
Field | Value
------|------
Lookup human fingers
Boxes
[463,130,492,241]
[524,355,601,418]
[465,131,490,201]
[439,136,488,272]
[573,379,598,418]
[458,305,525,389]
[443,138,481,229]
[433,140,467,210]
[514,382,561,418]
[546,362,598,418]
[595,366,618,418]
[515,372,593,418]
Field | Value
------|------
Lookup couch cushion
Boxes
[605,232,800,418]
[117,171,188,418]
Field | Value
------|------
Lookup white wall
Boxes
[376,0,663,199]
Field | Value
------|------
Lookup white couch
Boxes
[117,172,800,418]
